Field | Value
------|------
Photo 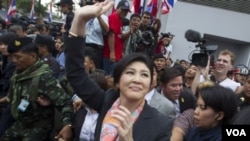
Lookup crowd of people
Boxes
[0,0,249,141]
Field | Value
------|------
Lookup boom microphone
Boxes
[185,29,202,43]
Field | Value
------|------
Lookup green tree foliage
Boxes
[2,0,47,17]
[16,0,47,17]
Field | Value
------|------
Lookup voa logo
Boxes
[226,129,246,136]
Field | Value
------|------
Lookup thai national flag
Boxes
[5,0,16,24]
[29,0,35,21]
[48,2,52,23]
[132,0,145,15]
[146,0,158,17]
[162,0,177,14]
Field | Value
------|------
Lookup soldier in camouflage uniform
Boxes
[1,37,73,141]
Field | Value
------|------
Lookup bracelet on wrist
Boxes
[69,31,78,37]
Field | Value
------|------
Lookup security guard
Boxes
[34,34,63,79]
[56,0,75,33]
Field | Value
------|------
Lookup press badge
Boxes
[17,99,29,112]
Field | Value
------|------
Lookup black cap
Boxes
[161,32,174,38]
[0,32,18,45]
[34,34,55,53]
[55,0,74,6]
[152,53,166,61]
[8,37,33,53]
[117,0,130,10]
[34,34,54,46]
[233,65,249,75]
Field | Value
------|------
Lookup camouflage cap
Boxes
[8,37,33,53]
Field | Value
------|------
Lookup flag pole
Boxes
[140,0,146,15]
[156,0,163,19]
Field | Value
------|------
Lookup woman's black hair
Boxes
[113,53,153,86]
[196,81,238,124]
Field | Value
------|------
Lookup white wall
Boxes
[160,2,250,63]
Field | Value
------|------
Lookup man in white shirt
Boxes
[84,0,109,70]
[212,49,240,92]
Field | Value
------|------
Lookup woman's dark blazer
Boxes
[64,35,173,141]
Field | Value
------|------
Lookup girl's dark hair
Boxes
[196,81,238,124]
[113,53,153,85]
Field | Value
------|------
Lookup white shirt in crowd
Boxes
[85,15,108,46]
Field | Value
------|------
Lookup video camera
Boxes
[137,30,153,47]
[49,22,63,38]
[136,30,154,56]
[185,29,218,67]
[9,15,31,28]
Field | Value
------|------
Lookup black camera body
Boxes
[136,30,154,56]
[191,53,208,67]
[136,30,153,47]
[185,29,217,67]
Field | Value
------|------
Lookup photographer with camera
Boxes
[155,32,174,59]
[122,13,141,56]
[191,50,242,94]
[185,29,241,93]
[139,11,161,57]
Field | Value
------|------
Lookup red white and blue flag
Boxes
[5,0,16,24]
[131,0,145,15]
[162,0,177,14]
[48,2,52,23]
[29,0,35,21]
[146,0,158,17]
